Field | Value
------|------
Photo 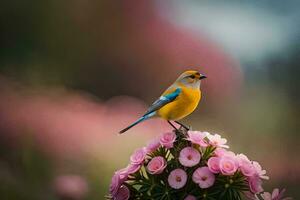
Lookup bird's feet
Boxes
[167,120,178,131]
[174,121,190,131]
[167,120,190,134]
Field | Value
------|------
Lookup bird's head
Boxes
[175,70,207,88]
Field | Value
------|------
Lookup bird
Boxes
[119,70,207,134]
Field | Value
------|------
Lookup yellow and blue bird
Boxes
[119,70,207,134]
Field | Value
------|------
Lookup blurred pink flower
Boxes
[114,185,130,200]
[0,79,169,163]
[237,154,251,164]
[110,172,122,196]
[54,175,88,200]
[248,176,264,194]
[130,148,146,165]
[219,155,238,175]
[192,167,215,189]
[237,154,255,177]
[214,148,227,157]
[253,161,269,180]
[184,195,197,200]
[147,156,167,174]
[207,134,229,148]
[117,164,141,180]
[125,164,141,175]
[186,131,208,147]
[240,161,256,177]
[145,138,161,153]
[179,147,201,167]
[261,188,292,200]
[160,132,176,149]
[207,157,220,174]
[168,168,187,189]
[115,168,129,183]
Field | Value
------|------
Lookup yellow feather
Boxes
[157,86,201,120]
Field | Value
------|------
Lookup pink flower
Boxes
[184,195,197,200]
[240,161,256,177]
[147,156,167,174]
[127,164,141,174]
[236,154,255,177]
[207,157,220,173]
[110,172,121,196]
[130,148,146,165]
[214,148,227,157]
[186,131,208,147]
[253,161,269,180]
[236,154,251,164]
[248,176,264,194]
[168,168,187,189]
[214,148,235,157]
[207,134,229,148]
[119,164,141,177]
[219,155,238,175]
[115,168,129,183]
[261,188,292,200]
[223,150,236,157]
[114,185,130,200]
[179,147,201,167]
[192,167,215,189]
[145,138,160,153]
[160,132,176,149]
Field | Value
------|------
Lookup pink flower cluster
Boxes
[109,132,176,200]
[207,150,270,194]
[188,131,270,194]
[108,130,291,200]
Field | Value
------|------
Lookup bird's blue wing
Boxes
[119,87,181,134]
[143,87,182,117]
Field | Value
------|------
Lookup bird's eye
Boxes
[190,75,195,79]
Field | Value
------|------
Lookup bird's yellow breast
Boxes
[157,87,201,120]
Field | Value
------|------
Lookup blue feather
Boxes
[143,87,181,117]
[119,112,155,134]
[119,88,181,134]
[164,87,181,100]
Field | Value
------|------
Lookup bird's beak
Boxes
[199,74,207,80]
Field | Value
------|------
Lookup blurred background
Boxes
[0,0,299,199]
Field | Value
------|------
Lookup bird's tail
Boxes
[119,112,155,134]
